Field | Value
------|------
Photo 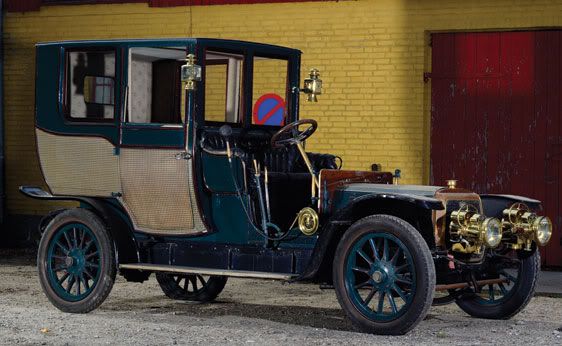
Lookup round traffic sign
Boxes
[252,93,286,126]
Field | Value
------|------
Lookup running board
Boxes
[119,263,297,280]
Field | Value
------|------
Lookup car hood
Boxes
[338,183,442,197]
[328,183,445,213]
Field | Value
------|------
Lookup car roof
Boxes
[35,38,301,55]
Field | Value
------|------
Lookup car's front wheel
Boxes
[37,208,116,313]
[156,273,227,302]
[333,215,435,335]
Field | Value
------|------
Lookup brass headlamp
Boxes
[302,68,322,102]
[449,205,502,254]
[502,203,553,250]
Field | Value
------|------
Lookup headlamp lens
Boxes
[534,216,553,246]
[483,217,502,248]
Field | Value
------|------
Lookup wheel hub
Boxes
[370,263,395,289]
[65,256,74,267]
[66,248,86,275]
[372,270,385,283]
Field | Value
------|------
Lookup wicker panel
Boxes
[36,129,121,196]
[119,148,205,235]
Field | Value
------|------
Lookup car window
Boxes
[251,56,288,126]
[204,50,243,124]
[65,50,115,121]
[127,47,186,125]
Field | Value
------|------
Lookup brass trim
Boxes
[432,189,483,247]
[295,141,319,201]
[297,207,319,235]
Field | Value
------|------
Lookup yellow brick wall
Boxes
[204,63,228,121]
[252,57,288,124]
[5,0,562,215]
[4,4,192,215]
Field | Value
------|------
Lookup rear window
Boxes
[64,50,116,121]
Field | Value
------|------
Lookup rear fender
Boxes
[20,186,140,265]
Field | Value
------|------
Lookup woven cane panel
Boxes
[36,129,121,196]
[119,148,205,235]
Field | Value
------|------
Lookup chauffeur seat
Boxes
[201,131,339,228]
[201,131,339,174]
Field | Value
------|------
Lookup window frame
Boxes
[124,46,188,127]
[61,46,118,124]
[202,48,245,128]
[58,46,120,125]
[249,53,291,129]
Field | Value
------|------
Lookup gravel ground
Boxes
[0,249,561,345]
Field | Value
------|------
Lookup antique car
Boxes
[21,38,552,335]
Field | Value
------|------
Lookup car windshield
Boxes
[251,56,289,126]
[203,50,290,127]
[204,51,244,124]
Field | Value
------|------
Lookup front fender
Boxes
[296,193,442,282]
[481,194,542,218]
[357,193,444,211]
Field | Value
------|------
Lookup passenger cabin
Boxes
[34,38,346,268]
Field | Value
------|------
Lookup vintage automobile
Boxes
[21,38,552,335]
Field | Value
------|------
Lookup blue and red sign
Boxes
[252,93,286,126]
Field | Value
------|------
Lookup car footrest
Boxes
[119,263,297,280]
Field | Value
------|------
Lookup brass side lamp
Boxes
[302,68,322,102]
[181,53,202,91]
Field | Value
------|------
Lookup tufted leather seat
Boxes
[264,146,338,173]
[263,146,299,173]
[203,133,228,150]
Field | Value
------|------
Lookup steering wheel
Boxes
[270,119,318,148]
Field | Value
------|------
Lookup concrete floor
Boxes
[537,270,562,295]
[0,248,561,345]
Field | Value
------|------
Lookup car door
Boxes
[36,45,122,197]
[119,44,205,235]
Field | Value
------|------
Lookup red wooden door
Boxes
[430,31,562,266]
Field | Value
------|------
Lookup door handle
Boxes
[174,152,192,160]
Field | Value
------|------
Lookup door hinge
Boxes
[423,72,432,83]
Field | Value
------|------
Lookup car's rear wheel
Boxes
[454,249,540,319]
[333,215,435,335]
[37,208,116,313]
[156,273,227,302]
